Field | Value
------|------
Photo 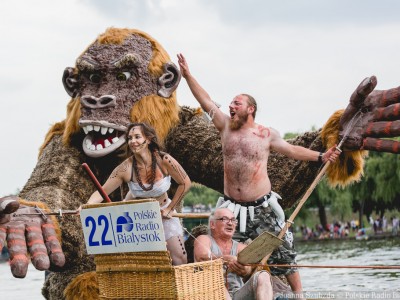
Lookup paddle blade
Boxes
[237,231,283,264]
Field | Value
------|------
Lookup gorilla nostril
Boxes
[100,97,113,106]
[99,95,117,107]
[87,99,97,105]
[81,95,116,108]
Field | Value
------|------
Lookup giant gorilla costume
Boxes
[0,28,399,299]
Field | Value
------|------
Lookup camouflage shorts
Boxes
[233,205,297,276]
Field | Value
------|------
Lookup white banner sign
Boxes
[80,201,166,254]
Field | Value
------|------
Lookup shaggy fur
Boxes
[64,272,99,300]
[130,94,180,145]
[39,97,80,156]
[321,110,368,187]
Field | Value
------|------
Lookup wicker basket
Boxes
[95,252,225,299]
[174,259,225,299]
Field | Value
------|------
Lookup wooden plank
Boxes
[237,231,283,264]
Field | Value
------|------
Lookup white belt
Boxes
[216,191,285,233]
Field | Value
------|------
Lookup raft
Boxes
[82,200,226,299]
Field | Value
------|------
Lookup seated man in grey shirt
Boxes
[194,208,290,300]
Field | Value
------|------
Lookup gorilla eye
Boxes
[89,73,102,84]
[116,72,131,81]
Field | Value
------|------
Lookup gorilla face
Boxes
[62,31,181,158]
[64,34,158,157]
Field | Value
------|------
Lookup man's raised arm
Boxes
[177,53,227,131]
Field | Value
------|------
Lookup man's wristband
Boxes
[318,152,324,163]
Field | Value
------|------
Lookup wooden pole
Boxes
[247,263,400,270]
[81,163,112,203]
[259,161,331,267]
[171,212,210,219]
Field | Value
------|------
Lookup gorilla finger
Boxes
[0,227,6,249]
[349,76,377,107]
[364,120,400,138]
[42,222,65,267]
[47,239,66,267]
[7,224,29,278]
[10,254,30,278]
[374,103,400,121]
[362,138,400,154]
[0,195,20,214]
[26,224,50,270]
[374,86,400,108]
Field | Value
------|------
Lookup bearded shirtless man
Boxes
[178,54,339,296]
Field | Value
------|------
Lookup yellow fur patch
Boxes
[194,107,204,115]
[17,199,62,243]
[321,109,368,187]
[130,93,180,145]
[64,271,99,300]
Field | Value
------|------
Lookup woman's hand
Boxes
[161,208,172,219]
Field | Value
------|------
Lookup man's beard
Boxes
[229,113,248,130]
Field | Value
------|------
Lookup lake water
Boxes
[296,238,400,299]
[0,238,399,299]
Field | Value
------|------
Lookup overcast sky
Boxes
[1,0,399,196]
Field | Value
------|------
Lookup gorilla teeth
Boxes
[83,125,116,136]
[82,124,122,152]
[101,127,108,135]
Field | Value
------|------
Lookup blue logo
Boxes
[116,212,134,232]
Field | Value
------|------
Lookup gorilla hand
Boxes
[0,196,65,278]
[340,76,400,153]
[0,196,20,221]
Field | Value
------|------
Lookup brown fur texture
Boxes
[96,27,171,78]
[64,272,99,300]
[321,110,368,187]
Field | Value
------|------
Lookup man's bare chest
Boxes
[223,133,269,159]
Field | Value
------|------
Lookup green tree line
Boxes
[183,183,221,208]
[302,150,400,228]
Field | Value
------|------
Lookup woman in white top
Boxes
[87,122,191,265]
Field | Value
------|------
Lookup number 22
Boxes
[85,215,113,246]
